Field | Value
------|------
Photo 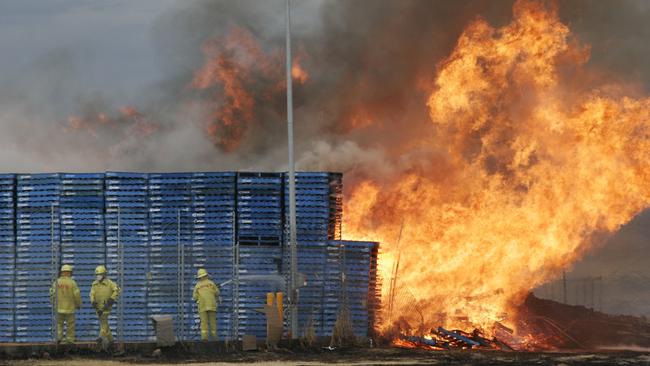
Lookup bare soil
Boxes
[3,347,650,365]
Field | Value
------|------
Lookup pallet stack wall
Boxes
[0,171,379,343]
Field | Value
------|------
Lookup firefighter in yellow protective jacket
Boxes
[50,264,82,344]
[193,268,220,341]
[90,265,120,343]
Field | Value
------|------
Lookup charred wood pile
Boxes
[389,294,650,351]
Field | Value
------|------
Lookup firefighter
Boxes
[90,265,121,343]
[50,264,82,344]
[192,268,220,341]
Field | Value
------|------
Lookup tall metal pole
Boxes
[286,0,298,339]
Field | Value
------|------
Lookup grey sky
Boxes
[0,0,176,102]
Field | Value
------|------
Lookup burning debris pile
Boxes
[395,327,514,351]
[389,294,650,351]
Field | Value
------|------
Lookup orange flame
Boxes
[65,106,157,140]
[292,57,309,84]
[344,0,650,335]
[119,105,141,119]
[192,26,309,151]
[191,27,259,151]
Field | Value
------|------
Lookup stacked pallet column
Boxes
[282,173,330,336]
[0,170,380,343]
[60,173,105,340]
[15,174,60,342]
[323,175,345,337]
[327,173,343,241]
[336,240,379,337]
[367,242,381,337]
[190,172,236,341]
[282,173,344,337]
[105,172,150,341]
[236,173,283,339]
[147,173,193,341]
[322,241,343,337]
[0,174,15,342]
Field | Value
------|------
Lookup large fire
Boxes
[51,0,650,349]
[343,0,650,342]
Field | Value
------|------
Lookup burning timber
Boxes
[388,294,650,352]
[395,327,513,351]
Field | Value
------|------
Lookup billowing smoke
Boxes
[6,0,648,175]
[0,0,515,173]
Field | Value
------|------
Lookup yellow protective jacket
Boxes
[50,277,82,314]
[193,278,219,312]
[90,278,120,310]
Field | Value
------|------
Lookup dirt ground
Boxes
[3,348,650,366]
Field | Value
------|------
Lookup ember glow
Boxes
[343,0,650,341]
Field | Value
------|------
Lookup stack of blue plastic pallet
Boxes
[237,245,282,339]
[326,173,343,241]
[14,174,60,342]
[322,240,344,337]
[0,170,381,343]
[323,175,345,337]
[0,174,15,342]
[190,172,236,340]
[237,173,283,246]
[323,172,344,330]
[366,241,381,337]
[105,172,150,341]
[286,173,344,336]
[282,172,342,336]
[148,173,194,340]
[60,173,105,340]
[236,172,283,339]
[334,240,379,337]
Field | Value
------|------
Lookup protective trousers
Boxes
[56,313,75,343]
[199,310,217,340]
[97,311,113,342]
